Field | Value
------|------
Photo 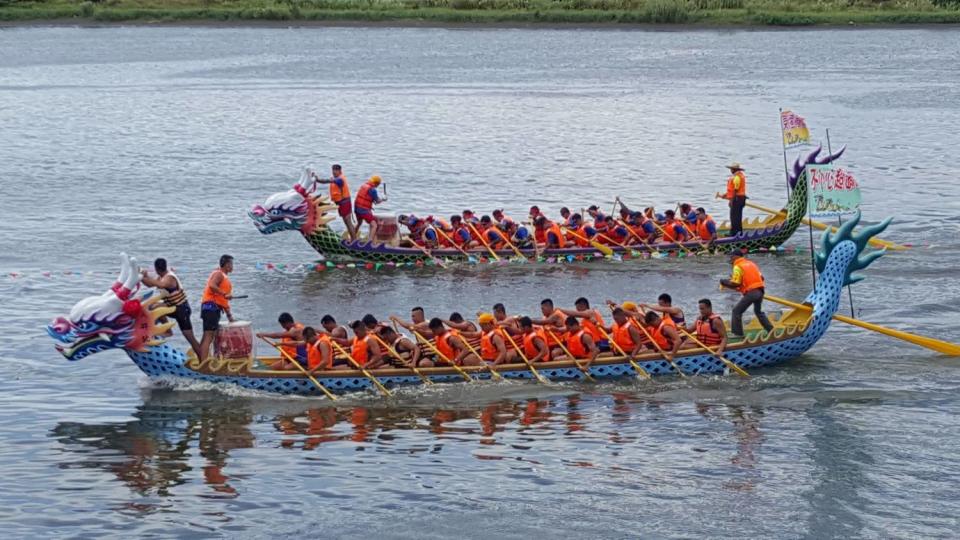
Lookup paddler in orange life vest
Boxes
[642,310,683,360]
[302,326,342,372]
[720,162,747,237]
[353,175,385,242]
[558,297,610,352]
[256,312,306,368]
[659,210,689,243]
[599,216,630,245]
[336,320,386,369]
[565,213,597,247]
[427,318,482,366]
[555,316,599,367]
[140,257,201,357]
[492,209,515,231]
[530,298,567,346]
[321,314,349,341]
[477,215,507,250]
[493,303,521,335]
[680,298,727,353]
[517,316,551,363]
[198,254,235,361]
[721,251,774,336]
[605,307,646,359]
[534,216,567,249]
[471,313,518,366]
[312,164,357,241]
[447,215,472,247]
[461,209,480,240]
[695,207,718,243]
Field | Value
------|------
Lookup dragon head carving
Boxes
[47,253,175,361]
[249,168,338,236]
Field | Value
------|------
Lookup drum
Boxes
[374,215,400,246]
[215,321,253,359]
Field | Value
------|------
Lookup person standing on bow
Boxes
[354,175,385,242]
[312,164,357,241]
[721,162,748,237]
[720,251,774,337]
[141,257,201,358]
[199,255,236,361]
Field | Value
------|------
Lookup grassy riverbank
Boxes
[2,0,960,26]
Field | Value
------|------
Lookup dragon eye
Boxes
[270,209,281,216]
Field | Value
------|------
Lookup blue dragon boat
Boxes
[48,213,889,396]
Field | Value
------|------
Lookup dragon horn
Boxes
[123,255,141,292]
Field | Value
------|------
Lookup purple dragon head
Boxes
[788,145,846,189]
[249,168,317,235]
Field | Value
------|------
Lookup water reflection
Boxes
[50,389,769,500]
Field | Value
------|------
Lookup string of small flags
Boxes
[4,245,819,280]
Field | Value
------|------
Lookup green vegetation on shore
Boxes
[2,0,960,26]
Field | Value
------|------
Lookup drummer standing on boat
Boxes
[354,175,385,242]
[312,164,357,242]
[140,258,201,358]
[720,251,774,337]
[198,254,236,361]
[721,162,748,237]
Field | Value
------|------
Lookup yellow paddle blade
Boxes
[743,201,908,251]
[765,294,960,356]
[590,240,614,257]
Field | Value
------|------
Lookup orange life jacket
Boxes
[545,222,565,248]
[483,227,505,250]
[480,328,505,361]
[697,216,716,239]
[726,171,747,198]
[696,314,724,346]
[434,330,459,363]
[564,329,590,359]
[355,182,377,212]
[733,257,765,294]
[280,322,304,358]
[612,320,638,351]
[648,319,674,351]
[534,227,547,244]
[201,270,231,309]
[661,219,683,242]
[351,335,372,366]
[329,174,350,203]
[580,310,606,342]
[570,225,591,247]
[308,335,332,370]
[522,329,550,361]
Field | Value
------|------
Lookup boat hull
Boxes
[129,315,817,396]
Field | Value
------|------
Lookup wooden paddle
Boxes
[765,294,960,356]
[677,328,750,378]
[371,334,433,385]
[631,319,688,379]
[646,216,697,256]
[328,340,393,396]
[561,226,614,257]
[466,222,501,261]
[456,334,505,381]
[543,328,596,382]
[433,227,476,260]
[408,237,447,268]
[500,331,550,384]
[614,197,660,255]
[496,228,529,261]
[715,194,907,251]
[411,330,475,382]
[258,336,337,400]
[596,325,651,379]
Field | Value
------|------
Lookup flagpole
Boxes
[783,108,816,286]
[826,128,856,318]
[779,108,791,199]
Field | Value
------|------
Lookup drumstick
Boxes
[231,295,249,299]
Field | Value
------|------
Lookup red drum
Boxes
[375,215,400,245]
[215,321,253,359]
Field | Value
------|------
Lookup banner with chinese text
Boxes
[807,163,861,218]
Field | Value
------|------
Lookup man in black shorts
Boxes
[142,258,201,357]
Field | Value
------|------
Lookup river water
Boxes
[1,26,959,538]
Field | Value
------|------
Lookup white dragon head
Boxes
[249,167,337,235]
[47,253,175,361]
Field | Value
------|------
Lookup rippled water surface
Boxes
[1,26,960,538]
